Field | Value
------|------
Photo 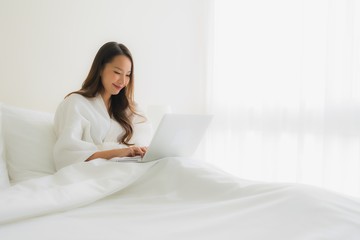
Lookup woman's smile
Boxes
[112,83,122,90]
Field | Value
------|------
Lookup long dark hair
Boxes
[68,42,141,145]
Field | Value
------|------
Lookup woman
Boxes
[53,42,151,170]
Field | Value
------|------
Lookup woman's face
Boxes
[100,54,132,101]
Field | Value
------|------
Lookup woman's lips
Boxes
[112,83,122,90]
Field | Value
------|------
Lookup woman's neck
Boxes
[100,92,111,113]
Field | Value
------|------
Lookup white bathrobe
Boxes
[53,94,152,170]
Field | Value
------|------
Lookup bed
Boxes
[1,103,360,240]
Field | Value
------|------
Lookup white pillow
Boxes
[2,105,56,183]
[0,103,10,189]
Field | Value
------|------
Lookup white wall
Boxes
[0,0,211,114]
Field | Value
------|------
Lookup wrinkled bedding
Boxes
[1,158,360,240]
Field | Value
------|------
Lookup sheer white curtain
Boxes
[206,0,360,197]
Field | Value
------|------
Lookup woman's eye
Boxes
[114,71,120,74]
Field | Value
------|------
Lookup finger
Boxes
[131,146,144,157]
[137,147,146,157]
[139,147,147,157]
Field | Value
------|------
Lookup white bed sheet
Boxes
[1,158,360,240]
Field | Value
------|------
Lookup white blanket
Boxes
[1,158,360,240]
[0,159,156,224]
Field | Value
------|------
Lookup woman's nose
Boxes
[118,75,125,85]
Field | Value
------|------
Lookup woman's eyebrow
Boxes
[114,66,131,72]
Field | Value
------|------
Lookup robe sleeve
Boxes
[53,95,98,170]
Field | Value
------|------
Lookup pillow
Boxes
[2,105,56,183]
[0,103,10,189]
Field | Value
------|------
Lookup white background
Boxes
[0,0,211,114]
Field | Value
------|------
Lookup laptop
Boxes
[111,113,212,163]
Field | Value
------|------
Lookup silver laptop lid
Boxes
[141,114,213,162]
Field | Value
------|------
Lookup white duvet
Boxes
[1,158,360,240]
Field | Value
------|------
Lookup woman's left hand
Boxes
[128,146,147,157]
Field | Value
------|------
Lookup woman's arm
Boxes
[86,146,147,161]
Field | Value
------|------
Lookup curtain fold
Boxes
[207,0,360,197]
